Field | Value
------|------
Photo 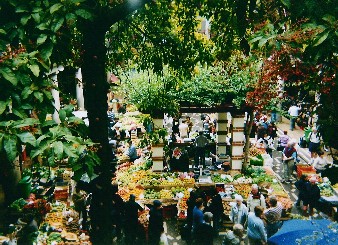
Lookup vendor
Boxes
[312,151,329,174]
[247,184,266,212]
[125,139,139,162]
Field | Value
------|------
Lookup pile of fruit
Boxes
[276,196,293,209]
[234,184,252,199]
[222,200,233,214]
[318,183,334,197]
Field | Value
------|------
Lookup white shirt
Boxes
[313,156,327,170]
[309,132,321,143]
[179,123,189,138]
[288,105,301,117]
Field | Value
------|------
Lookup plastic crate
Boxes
[297,165,316,178]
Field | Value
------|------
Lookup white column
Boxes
[49,65,64,124]
[231,114,245,170]
[75,68,85,110]
[51,74,61,124]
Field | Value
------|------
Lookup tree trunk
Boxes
[82,20,112,244]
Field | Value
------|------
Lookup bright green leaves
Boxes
[28,64,40,77]
[50,3,63,14]
[16,132,36,147]
[37,34,48,45]
[0,67,18,86]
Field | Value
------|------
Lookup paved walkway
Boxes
[275,117,333,164]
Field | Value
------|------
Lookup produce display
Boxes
[318,183,335,197]
[234,184,252,199]
[276,196,293,210]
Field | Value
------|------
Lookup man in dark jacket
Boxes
[294,174,308,207]
[303,176,321,216]
[208,188,224,236]
[123,194,144,245]
[148,200,164,245]
[194,212,214,245]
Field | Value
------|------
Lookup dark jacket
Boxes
[295,179,308,199]
[194,222,214,245]
[303,182,320,204]
[124,200,143,226]
[209,194,224,217]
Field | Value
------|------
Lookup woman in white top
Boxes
[312,151,328,174]
[308,127,321,159]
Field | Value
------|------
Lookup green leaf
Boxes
[64,145,78,158]
[51,17,64,32]
[13,118,39,128]
[0,67,18,85]
[75,9,93,20]
[4,135,18,162]
[53,141,64,158]
[322,14,336,24]
[33,91,44,103]
[16,132,36,147]
[20,103,33,110]
[0,29,6,35]
[20,15,31,25]
[40,41,54,61]
[313,30,330,46]
[28,64,40,77]
[280,0,290,8]
[0,133,4,150]
[0,101,7,115]
[22,86,33,99]
[36,23,48,30]
[32,13,40,23]
[59,109,67,122]
[50,3,63,14]
[16,6,29,13]
[36,135,48,145]
[12,109,25,119]
[37,34,48,45]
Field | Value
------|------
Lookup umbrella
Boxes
[268,219,337,245]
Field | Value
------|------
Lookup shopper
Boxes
[263,196,283,238]
[308,127,322,160]
[294,174,308,207]
[302,176,321,216]
[288,103,301,131]
[256,133,274,157]
[247,184,266,212]
[123,194,144,245]
[194,131,209,167]
[179,120,189,138]
[278,131,290,151]
[247,206,267,245]
[230,194,248,226]
[148,200,164,245]
[207,188,224,236]
[267,122,278,140]
[186,116,194,137]
[231,195,248,225]
[282,141,298,183]
[192,198,205,235]
[193,212,214,245]
[222,224,245,245]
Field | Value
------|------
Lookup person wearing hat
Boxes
[148,200,164,245]
[230,194,248,227]
[123,194,144,245]
[302,176,321,216]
